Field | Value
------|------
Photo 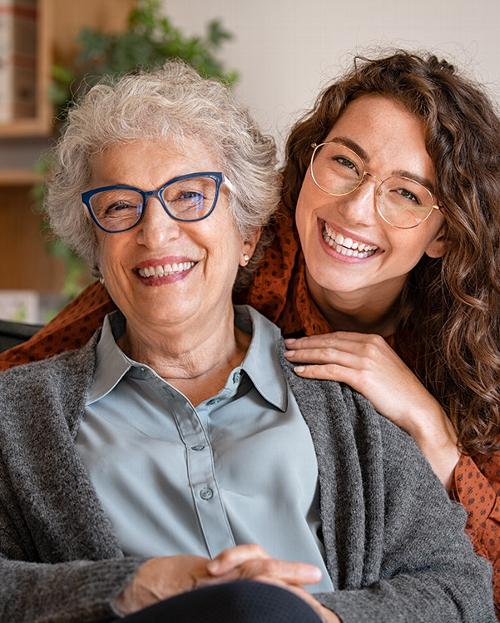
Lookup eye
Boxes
[395,188,420,204]
[104,201,138,214]
[108,201,132,211]
[178,190,205,201]
[334,156,358,172]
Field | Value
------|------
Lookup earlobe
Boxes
[240,227,262,264]
[425,227,447,259]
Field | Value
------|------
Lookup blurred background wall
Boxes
[165,0,500,152]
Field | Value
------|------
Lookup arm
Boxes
[453,453,500,615]
[284,332,460,488]
[284,331,500,584]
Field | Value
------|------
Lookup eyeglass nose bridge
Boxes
[350,170,384,197]
[138,188,178,223]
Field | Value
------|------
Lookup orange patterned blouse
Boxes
[0,206,498,613]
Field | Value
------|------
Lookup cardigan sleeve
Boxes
[313,421,496,622]
[0,556,144,623]
[0,459,145,623]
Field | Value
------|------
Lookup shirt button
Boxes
[200,487,214,500]
[191,444,206,451]
[206,398,221,406]
[232,371,240,383]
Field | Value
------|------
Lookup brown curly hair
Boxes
[282,51,500,457]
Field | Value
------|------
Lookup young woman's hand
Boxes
[285,332,460,488]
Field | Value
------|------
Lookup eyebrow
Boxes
[330,136,435,194]
[393,170,435,194]
[332,136,369,161]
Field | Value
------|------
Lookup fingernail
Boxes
[294,366,305,373]
[206,561,219,574]
[311,567,322,581]
[284,338,296,344]
[284,350,294,356]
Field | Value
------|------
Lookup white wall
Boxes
[163,0,499,153]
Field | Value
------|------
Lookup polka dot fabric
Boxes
[453,454,500,616]
[0,281,115,371]
[1,201,498,611]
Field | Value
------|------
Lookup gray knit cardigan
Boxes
[0,333,495,623]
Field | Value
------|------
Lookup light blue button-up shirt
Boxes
[76,305,333,592]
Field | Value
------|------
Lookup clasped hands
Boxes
[114,544,340,622]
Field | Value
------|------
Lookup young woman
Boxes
[1,51,498,610]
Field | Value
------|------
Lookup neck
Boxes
[306,269,406,336]
[119,304,250,404]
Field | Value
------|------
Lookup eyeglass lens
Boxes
[311,142,435,228]
[89,176,218,232]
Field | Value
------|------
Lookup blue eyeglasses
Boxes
[82,171,233,234]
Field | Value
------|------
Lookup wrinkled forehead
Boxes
[87,135,223,188]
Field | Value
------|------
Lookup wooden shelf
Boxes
[0,169,43,186]
[0,0,52,139]
[0,118,52,139]
[0,0,135,292]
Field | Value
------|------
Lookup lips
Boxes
[134,255,199,284]
[321,220,379,259]
[137,261,195,278]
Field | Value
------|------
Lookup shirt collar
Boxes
[234,305,288,412]
[87,306,288,412]
[86,312,132,405]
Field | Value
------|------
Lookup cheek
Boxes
[295,189,313,241]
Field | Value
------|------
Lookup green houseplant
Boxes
[39,0,237,302]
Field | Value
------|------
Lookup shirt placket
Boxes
[164,384,236,558]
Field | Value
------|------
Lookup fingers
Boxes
[291,363,358,384]
[207,544,270,575]
[229,557,322,586]
[285,346,360,367]
[285,331,390,352]
[207,545,322,587]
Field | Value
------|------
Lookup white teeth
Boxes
[322,222,378,257]
[138,261,195,278]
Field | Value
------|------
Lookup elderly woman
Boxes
[0,63,495,623]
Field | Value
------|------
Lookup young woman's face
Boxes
[295,95,445,305]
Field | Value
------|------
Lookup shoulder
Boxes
[0,333,99,428]
[280,346,441,477]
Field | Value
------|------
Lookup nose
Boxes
[335,174,378,225]
[136,196,181,247]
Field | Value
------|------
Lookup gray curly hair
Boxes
[45,61,279,283]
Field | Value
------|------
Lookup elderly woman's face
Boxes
[89,138,254,330]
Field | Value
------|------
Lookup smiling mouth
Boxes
[321,221,379,258]
[137,261,196,278]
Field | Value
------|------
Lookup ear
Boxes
[424,225,447,259]
[239,227,262,266]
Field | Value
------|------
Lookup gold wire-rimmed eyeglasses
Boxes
[310,141,440,229]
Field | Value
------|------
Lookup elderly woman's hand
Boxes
[114,546,326,617]
[207,545,340,623]
[114,555,217,615]
[285,332,460,489]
